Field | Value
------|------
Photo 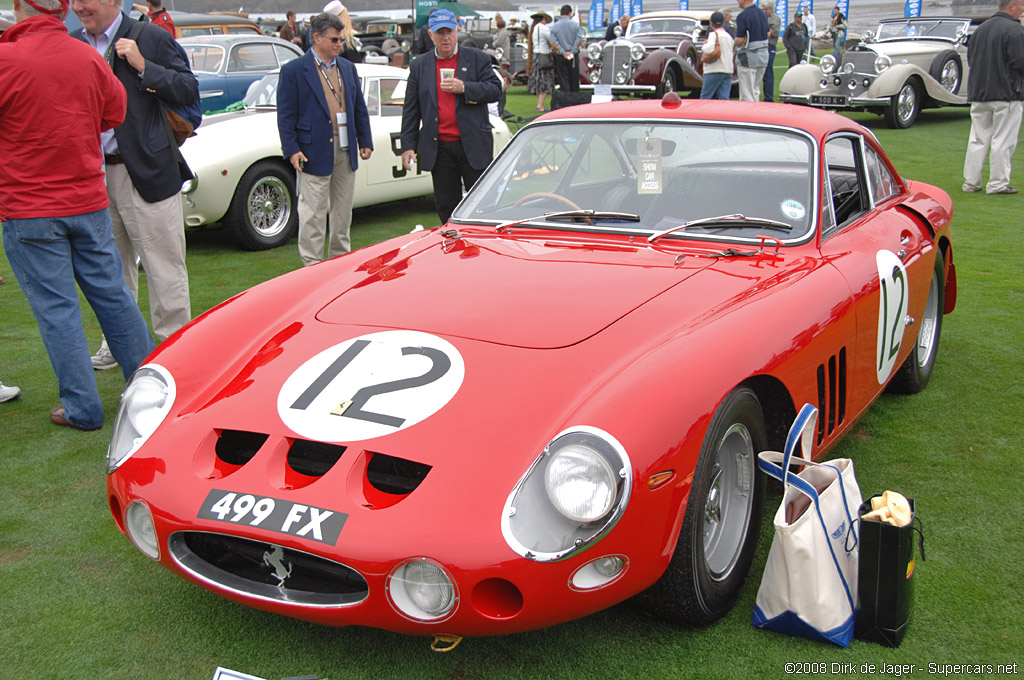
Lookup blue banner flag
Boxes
[679,0,688,9]
[610,0,622,24]
[904,0,921,17]
[776,0,788,27]
[631,0,643,19]
[589,0,605,31]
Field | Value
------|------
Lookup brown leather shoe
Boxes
[50,406,102,431]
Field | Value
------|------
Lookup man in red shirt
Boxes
[132,0,175,36]
[0,0,155,430]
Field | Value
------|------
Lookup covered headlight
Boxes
[629,43,645,61]
[386,558,458,621]
[820,53,836,74]
[107,364,175,473]
[125,500,160,560]
[502,426,631,562]
[587,42,602,60]
[874,54,892,74]
[181,177,197,194]
[545,444,616,522]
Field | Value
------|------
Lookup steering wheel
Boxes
[513,192,593,225]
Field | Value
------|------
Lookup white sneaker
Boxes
[0,382,21,402]
[91,343,119,371]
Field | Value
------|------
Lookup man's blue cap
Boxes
[429,8,458,31]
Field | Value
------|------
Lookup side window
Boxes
[363,78,380,116]
[227,44,277,72]
[823,136,869,232]
[865,146,900,203]
[379,78,406,117]
[274,45,300,67]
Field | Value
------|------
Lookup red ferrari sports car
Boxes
[106,97,955,638]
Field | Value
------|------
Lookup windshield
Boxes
[242,74,279,107]
[455,120,817,242]
[875,18,967,41]
[627,17,699,36]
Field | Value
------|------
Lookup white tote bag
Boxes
[753,404,862,647]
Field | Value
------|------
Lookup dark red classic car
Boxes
[583,10,734,96]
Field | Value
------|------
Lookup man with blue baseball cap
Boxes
[401,6,502,224]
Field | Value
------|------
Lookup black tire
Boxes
[641,387,767,625]
[928,50,962,95]
[658,66,678,97]
[225,160,298,251]
[883,79,922,129]
[889,253,945,394]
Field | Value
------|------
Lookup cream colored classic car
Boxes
[780,17,972,129]
[180,63,512,250]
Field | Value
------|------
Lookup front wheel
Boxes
[883,80,921,129]
[641,387,767,625]
[226,160,298,251]
[889,253,945,394]
[658,67,678,97]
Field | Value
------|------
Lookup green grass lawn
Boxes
[2,89,1022,679]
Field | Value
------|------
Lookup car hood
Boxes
[622,35,688,50]
[315,230,714,349]
[181,108,277,165]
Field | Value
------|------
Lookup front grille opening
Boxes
[366,453,431,495]
[170,531,367,607]
[215,430,268,466]
[288,439,346,477]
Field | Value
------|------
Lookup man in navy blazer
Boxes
[278,11,373,266]
[400,8,501,225]
[72,0,198,369]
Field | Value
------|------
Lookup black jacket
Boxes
[75,14,198,203]
[966,11,1024,102]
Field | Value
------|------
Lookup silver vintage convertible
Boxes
[780,17,973,129]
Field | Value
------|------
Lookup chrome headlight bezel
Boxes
[107,364,175,473]
[629,43,646,62]
[874,53,892,74]
[587,42,603,61]
[501,426,632,562]
[385,557,459,622]
[820,53,837,75]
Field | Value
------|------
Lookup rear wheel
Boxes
[642,387,767,624]
[883,80,921,129]
[929,50,962,95]
[226,160,298,251]
[889,253,945,394]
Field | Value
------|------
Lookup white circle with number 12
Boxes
[277,330,465,442]
[875,249,910,385]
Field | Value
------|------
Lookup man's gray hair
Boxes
[20,0,63,17]
[761,0,775,9]
[997,0,1014,10]
[310,11,343,36]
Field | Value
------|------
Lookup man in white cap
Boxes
[400,7,501,224]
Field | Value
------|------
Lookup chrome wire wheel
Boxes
[896,84,917,125]
[247,175,291,239]
[939,59,961,93]
[703,422,755,581]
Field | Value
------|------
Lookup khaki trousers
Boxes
[297,151,356,266]
[963,100,1022,193]
[106,164,191,343]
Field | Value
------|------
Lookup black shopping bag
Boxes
[855,495,925,647]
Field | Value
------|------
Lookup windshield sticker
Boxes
[278,330,465,442]
[875,250,910,385]
[781,199,806,220]
[637,138,663,195]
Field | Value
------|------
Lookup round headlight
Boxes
[401,39,412,53]
[615,71,627,84]
[848,79,858,90]
[843,62,855,74]
[387,558,457,621]
[589,71,601,84]
[125,500,160,560]
[181,177,197,194]
[874,54,892,74]
[820,54,837,74]
[107,365,175,473]
[588,42,602,60]
[630,43,645,61]
[545,444,617,523]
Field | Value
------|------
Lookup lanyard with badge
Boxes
[318,61,348,151]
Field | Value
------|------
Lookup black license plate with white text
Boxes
[197,489,347,545]
[811,94,849,107]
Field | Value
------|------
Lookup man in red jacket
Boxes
[132,0,175,36]
[0,0,155,430]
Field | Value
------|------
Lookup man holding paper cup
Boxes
[400,7,501,225]
[277,11,373,266]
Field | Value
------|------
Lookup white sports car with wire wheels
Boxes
[780,17,973,129]
[179,64,512,250]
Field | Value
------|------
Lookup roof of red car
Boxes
[538,98,866,140]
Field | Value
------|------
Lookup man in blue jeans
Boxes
[1,0,155,430]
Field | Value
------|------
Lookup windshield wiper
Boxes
[647,213,793,243]
[497,210,640,231]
